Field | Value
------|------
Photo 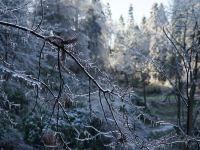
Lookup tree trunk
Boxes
[143,83,147,108]
[177,94,181,126]
[186,53,198,136]
[187,98,193,136]
[177,79,182,126]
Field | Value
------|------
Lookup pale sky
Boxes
[102,0,171,24]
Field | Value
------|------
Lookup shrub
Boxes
[131,94,144,106]
[22,114,43,145]
[146,84,162,95]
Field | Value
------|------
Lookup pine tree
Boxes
[147,3,168,32]
[171,0,200,136]
[105,2,112,21]
[128,4,134,26]
[119,15,125,28]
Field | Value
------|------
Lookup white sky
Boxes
[102,0,171,24]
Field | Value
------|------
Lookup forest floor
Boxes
[85,83,200,149]
[147,94,179,123]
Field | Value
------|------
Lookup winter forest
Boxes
[0,0,200,149]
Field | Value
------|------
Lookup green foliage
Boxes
[131,94,144,106]
[8,91,26,105]
[89,117,103,130]
[4,87,27,114]
[119,105,128,113]
[22,114,43,144]
[60,116,110,150]
[0,128,32,150]
[148,128,175,139]
[145,84,162,95]
[131,76,141,87]
[0,109,13,137]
